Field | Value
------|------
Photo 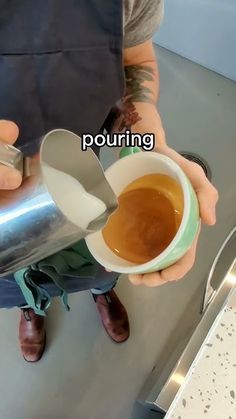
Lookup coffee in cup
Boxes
[102,174,184,264]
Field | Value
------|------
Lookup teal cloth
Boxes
[14,240,97,316]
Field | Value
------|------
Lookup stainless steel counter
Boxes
[165,269,236,419]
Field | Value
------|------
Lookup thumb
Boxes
[0,120,19,145]
[0,165,22,190]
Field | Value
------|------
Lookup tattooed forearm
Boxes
[117,65,156,131]
[124,65,156,104]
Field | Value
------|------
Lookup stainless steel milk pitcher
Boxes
[0,129,118,276]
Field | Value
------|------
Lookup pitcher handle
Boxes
[0,141,24,174]
[119,146,141,159]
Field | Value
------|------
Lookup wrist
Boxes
[130,103,167,149]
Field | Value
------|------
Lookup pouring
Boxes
[0,129,118,276]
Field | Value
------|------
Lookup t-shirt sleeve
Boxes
[124,0,164,48]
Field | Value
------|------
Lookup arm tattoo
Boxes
[117,65,155,131]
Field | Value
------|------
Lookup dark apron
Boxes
[0,0,124,308]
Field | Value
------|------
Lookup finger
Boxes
[129,272,166,287]
[196,182,218,225]
[139,271,167,287]
[182,160,218,225]
[0,120,19,145]
[160,228,200,282]
[0,165,22,189]
[159,147,218,226]
[129,274,144,286]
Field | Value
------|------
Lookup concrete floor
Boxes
[0,46,236,419]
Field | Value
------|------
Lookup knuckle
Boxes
[0,168,22,190]
[212,187,219,202]
[174,270,187,280]
[188,246,197,262]
[182,255,196,274]
[185,259,195,273]
[146,279,161,287]
[191,162,205,177]
[173,269,185,280]
[129,274,142,285]
[172,264,192,280]
[161,271,173,282]
[143,274,161,287]
[206,184,219,204]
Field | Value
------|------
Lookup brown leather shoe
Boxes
[93,290,130,343]
[19,309,46,362]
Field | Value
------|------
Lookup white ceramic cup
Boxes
[86,151,200,274]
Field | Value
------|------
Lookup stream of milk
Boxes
[43,165,107,229]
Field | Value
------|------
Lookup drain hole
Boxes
[180,151,212,181]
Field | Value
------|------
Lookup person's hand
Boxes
[0,120,22,189]
[129,145,219,287]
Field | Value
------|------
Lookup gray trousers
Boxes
[0,265,118,309]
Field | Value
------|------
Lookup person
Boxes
[0,0,218,362]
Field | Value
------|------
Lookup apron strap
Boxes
[14,240,96,314]
[14,268,51,316]
[34,265,70,312]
